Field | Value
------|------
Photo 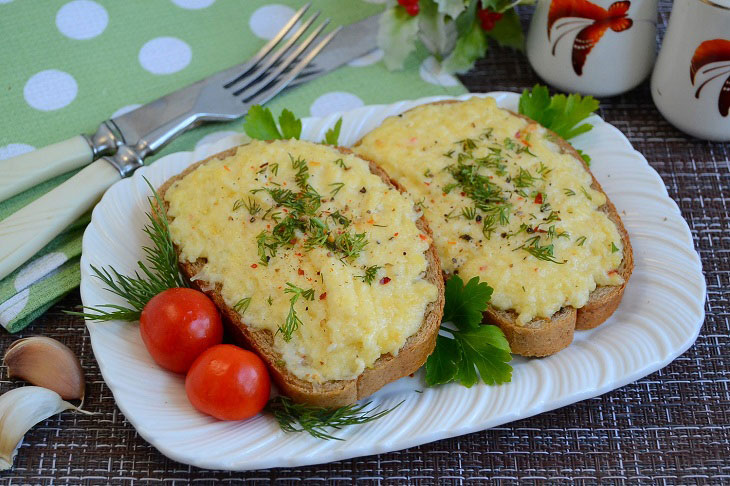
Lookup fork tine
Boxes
[223,2,311,88]
[226,11,321,92]
[240,26,342,108]
[233,19,331,100]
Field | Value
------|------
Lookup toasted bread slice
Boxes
[355,98,633,357]
[158,143,445,407]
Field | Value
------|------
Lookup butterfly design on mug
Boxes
[547,0,633,75]
[690,39,730,117]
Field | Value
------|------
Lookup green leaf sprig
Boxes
[67,178,187,322]
[518,84,599,164]
[266,396,403,440]
[243,105,343,146]
[425,275,512,387]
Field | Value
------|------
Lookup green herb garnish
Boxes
[266,396,403,440]
[67,178,187,322]
[576,235,587,246]
[233,297,252,315]
[324,118,343,145]
[244,105,302,140]
[279,283,315,341]
[356,265,382,285]
[425,276,512,387]
[329,182,345,196]
[611,242,620,253]
[516,235,565,264]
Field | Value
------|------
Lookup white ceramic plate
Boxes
[80,92,706,471]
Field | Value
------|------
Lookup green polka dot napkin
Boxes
[0,0,466,333]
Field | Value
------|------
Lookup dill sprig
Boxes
[279,283,314,341]
[576,235,587,246]
[66,178,187,322]
[233,297,252,315]
[516,235,565,264]
[356,265,382,285]
[266,396,403,440]
[513,167,540,188]
[329,182,345,196]
[234,197,262,217]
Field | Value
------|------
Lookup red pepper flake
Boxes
[419,234,427,241]
[289,238,298,244]
[223,165,231,172]
[251,264,258,269]
[319,292,327,300]
[460,191,466,197]
[297,269,304,276]
[424,182,431,186]
[534,192,543,204]
[380,277,391,285]
[409,136,417,143]
[367,218,375,224]
[394,232,399,237]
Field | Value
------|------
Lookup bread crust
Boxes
[354,99,633,357]
[157,143,445,407]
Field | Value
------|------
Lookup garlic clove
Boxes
[3,336,85,400]
[0,386,81,471]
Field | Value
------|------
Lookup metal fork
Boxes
[0,5,340,281]
[108,4,339,177]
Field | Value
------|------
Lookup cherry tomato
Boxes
[185,344,271,421]
[140,288,223,373]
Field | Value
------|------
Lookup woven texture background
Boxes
[1,3,727,484]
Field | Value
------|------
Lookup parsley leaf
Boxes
[443,275,493,330]
[426,276,512,387]
[324,118,343,145]
[244,105,302,140]
[518,84,599,140]
[279,108,302,140]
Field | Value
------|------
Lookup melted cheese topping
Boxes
[356,97,623,324]
[164,140,437,383]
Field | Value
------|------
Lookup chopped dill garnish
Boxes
[513,167,540,188]
[581,186,592,200]
[443,150,455,158]
[503,137,518,151]
[536,162,552,177]
[461,206,477,220]
[327,210,351,228]
[279,283,315,341]
[424,168,433,178]
[233,197,262,217]
[356,265,382,285]
[516,235,565,264]
[333,158,348,170]
[290,154,309,189]
[266,396,403,440]
[329,182,345,196]
[611,242,620,253]
[233,297,252,315]
[269,162,279,176]
[66,178,188,322]
[564,188,576,196]
[576,235,587,246]
[456,138,478,151]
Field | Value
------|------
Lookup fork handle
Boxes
[0,136,94,202]
[0,160,121,280]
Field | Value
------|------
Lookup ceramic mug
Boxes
[526,0,658,97]
[651,0,730,141]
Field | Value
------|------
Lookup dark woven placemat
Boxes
[1,3,727,484]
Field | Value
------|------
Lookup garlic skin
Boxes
[0,386,79,470]
[3,337,85,400]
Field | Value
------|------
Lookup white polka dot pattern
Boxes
[309,92,364,117]
[171,0,215,8]
[249,4,296,40]
[0,143,35,160]
[56,0,108,40]
[24,70,78,111]
[138,37,192,75]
